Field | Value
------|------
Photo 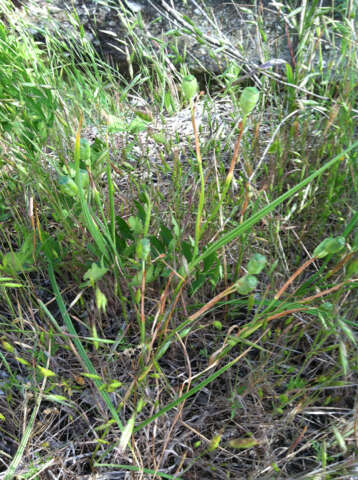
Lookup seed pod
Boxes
[236,274,258,295]
[239,87,260,117]
[313,236,345,258]
[181,74,198,102]
[59,175,78,197]
[80,138,91,167]
[136,237,151,261]
[247,253,267,275]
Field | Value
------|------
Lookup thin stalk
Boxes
[4,380,45,480]
[46,262,123,431]
[202,117,246,234]
[191,100,205,258]
[106,133,115,244]
[274,257,317,300]
[140,265,146,345]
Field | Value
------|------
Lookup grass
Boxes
[0,0,357,478]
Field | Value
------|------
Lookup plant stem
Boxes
[191,100,205,258]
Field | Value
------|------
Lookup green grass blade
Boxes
[190,141,358,270]
[74,118,112,261]
[4,391,43,480]
[47,261,123,431]
[134,344,253,433]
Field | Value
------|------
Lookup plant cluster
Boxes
[0,0,357,479]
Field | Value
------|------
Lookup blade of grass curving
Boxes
[47,261,123,431]
[189,141,358,271]
[134,342,255,433]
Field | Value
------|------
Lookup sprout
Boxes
[239,87,260,117]
[181,74,199,102]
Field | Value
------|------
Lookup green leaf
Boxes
[59,175,78,197]
[83,262,108,286]
[182,241,193,262]
[128,216,143,235]
[116,216,133,240]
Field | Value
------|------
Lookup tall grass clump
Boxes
[0,0,357,478]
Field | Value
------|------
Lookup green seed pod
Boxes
[313,236,345,258]
[136,237,151,261]
[239,86,260,117]
[59,175,78,197]
[247,253,267,275]
[80,138,91,167]
[181,74,199,102]
[236,274,258,295]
